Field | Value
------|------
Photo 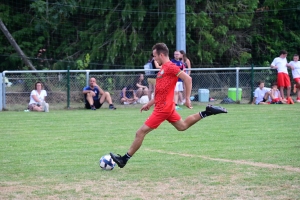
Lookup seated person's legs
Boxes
[136,88,144,98]
[28,103,45,112]
[85,92,95,109]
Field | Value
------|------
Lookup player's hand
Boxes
[185,99,193,109]
[90,91,96,97]
[140,103,151,112]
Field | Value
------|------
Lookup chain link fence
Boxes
[1,67,281,111]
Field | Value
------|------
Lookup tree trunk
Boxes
[0,19,36,70]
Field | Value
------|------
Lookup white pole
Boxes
[176,0,186,52]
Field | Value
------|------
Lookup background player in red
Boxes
[110,43,227,168]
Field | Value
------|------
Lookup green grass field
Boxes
[1,104,300,199]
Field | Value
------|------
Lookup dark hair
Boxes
[179,50,187,62]
[35,81,43,89]
[126,85,133,90]
[257,80,264,86]
[272,82,277,86]
[152,43,169,56]
[294,54,299,57]
[279,50,288,55]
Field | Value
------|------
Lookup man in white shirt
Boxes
[287,54,300,102]
[270,50,292,103]
[252,81,271,105]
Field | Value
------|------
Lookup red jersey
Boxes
[154,61,182,112]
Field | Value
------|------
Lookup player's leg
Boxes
[171,104,228,131]
[110,111,166,168]
[110,124,153,168]
[279,86,285,100]
[286,75,291,98]
[136,88,143,98]
[171,105,228,131]
[100,91,116,109]
[277,73,286,99]
[296,79,300,101]
[85,93,95,107]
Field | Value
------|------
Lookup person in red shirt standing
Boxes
[110,43,227,168]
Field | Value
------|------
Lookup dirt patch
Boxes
[2,178,298,200]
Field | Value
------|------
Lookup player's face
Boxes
[89,78,96,87]
[36,83,42,90]
[174,51,180,60]
[152,50,162,65]
[293,56,299,62]
[259,82,264,88]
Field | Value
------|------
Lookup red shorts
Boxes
[277,73,291,87]
[145,109,181,129]
[294,78,300,84]
[272,98,280,103]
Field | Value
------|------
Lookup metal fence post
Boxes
[236,67,240,103]
[85,70,90,86]
[0,73,2,111]
[67,66,70,109]
[250,64,254,102]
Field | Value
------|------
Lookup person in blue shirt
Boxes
[83,77,116,110]
[171,50,185,109]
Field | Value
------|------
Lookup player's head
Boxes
[257,80,265,88]
[152,43,169,65]
[35,81,43,90]
[271,82,278,89]
[279,50,288,57]
[89,77,97,87]
[152,43,169,56]
[293,54,299,61]
[173,50,181,60]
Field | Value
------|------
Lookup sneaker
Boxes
[91,105,96,110]
[296,99,300,103]
[293,84,297,93]
[206,104,227,115]
[109,105,116,110]
[110,153,126,168]
[175,106,182,110]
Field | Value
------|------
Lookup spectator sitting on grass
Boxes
[120,85,138,105]
[28,81,49,112]
[133,73,149,99]
[269,82,287,104]
[252,80,271,105]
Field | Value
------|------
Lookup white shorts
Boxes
[175,82,183,92]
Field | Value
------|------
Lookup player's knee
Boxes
[176,126,187,131]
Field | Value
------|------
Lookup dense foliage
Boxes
[0,0,299,71]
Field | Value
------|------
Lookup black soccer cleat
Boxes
[206,104,227,115]
[110,152,127,168]
[109,105,116,110]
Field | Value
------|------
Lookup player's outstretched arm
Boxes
[140,99,155,112]
[178,72,192,109]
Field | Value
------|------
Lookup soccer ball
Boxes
[99,154,116,170]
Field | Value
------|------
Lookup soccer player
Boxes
[110,43,227,168]
[287,54,300,102]
[270,50,293,103]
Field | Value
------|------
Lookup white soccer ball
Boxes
[99,155,116,170]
